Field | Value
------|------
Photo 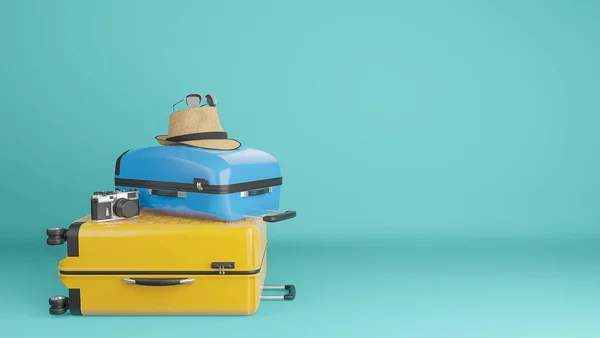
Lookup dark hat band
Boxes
[165,132,228,143]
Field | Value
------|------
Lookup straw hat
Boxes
[155,101,241,151]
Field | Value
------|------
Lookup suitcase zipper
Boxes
[59,246,266,276]
[115,177,282,194]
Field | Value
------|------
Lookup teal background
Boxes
[1,0,599,337]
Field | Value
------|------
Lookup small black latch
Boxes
[211,262,235,269]
[194,178,209,191]
[212,262,234,275]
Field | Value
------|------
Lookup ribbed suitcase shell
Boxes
[114,145,283,222]
[57,212,268,315]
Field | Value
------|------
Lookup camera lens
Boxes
[114,199,138,218]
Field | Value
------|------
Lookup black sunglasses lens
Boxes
[205,94,216,107]
[186,94,201,108]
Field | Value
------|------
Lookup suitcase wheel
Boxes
[46,228,67,245]
[49,296,68,315]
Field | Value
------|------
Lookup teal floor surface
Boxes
[2,238,599,338]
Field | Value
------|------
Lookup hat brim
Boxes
[155,135,241,151]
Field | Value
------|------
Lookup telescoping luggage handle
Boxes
[261,285,296,300]
[246,210,296,223]
[263,210,296,223]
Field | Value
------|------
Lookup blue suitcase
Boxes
[114,145,296,222]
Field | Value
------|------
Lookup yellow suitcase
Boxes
[45,211,295,316]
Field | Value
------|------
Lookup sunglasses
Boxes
[173,94,217,112]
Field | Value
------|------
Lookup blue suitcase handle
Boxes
[247,188,270,196]
[148,189,186,198]
[150,189,178,197]
[263,210,296,223]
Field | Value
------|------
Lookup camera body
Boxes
[91,189,140,221]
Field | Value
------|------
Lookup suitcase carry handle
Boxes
[241,187,272,197]
[261,285,296,300]
[263,210,297,223]
[147,189,186,198]
[123,278,194,286]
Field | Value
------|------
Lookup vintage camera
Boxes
[91,189,140,221]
